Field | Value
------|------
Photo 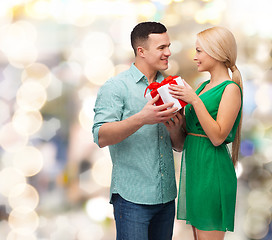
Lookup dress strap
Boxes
[187,133,208,138]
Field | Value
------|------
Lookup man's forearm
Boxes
[98,113,144,148]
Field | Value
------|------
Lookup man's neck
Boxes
[134,61,158,84]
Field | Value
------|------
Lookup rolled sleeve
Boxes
[92,79,125,147]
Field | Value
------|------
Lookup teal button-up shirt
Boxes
[92,63,177,205]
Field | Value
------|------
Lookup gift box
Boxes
[144,75,188,111]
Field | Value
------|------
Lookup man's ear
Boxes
[137,46,145,57]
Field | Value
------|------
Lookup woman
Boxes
[169,27,243,240]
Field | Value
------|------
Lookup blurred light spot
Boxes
[46,75,63,101]
[25,0,51,20]
[248,190,272,210]
[86,197,113,222]
[50,216,77,240]
[255,84,272,113]
[0,65,22,101]
[0,100,10,124]
[12,146,43,177]
[0,167,26,197]
[164,59,179,76]
[77,224,104,240]
[22,63,52,88]
[264,145,272,164]
[8,207,39,235]
[0,21,37,51]
[8,184,39,210]
[235,162,243,179]
[0,3,13,25]
[84,57,115,86]
[82,32,114,59]
[79,96,96,131]
[92,157,112,188]
[79,169,101,195]
[163,13,181,27]
[37,118,60,141]
[240,139,255,157]
[170,40,183,54]
[137,2,157,19]
[52,61,82,86]
[194,0,225,24]
[0,123,28,152]
[85,0,134,17]
[243,80,257,114]
[0,21,38,68]
[153,0,172,4]
[16,82,47,111]
[229,0,272,38]
[7,231,37,240]
[114,64,130,75]
[12,110,43,136]
[243,208,270,239]
[56,0,95,27]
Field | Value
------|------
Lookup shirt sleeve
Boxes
[92,78,125,147]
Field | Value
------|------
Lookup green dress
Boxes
[177,80,242,232]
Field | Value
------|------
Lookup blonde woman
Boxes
[168,27,243,240]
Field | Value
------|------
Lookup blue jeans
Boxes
[111,194,175,240]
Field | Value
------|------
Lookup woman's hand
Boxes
[168,80,199,105]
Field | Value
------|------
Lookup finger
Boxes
[156,102,175,110]
[159,108,178,117]
[182,79,192,89]
[169,84,184,91]
[173,114,183,125]
[150,94,160,104]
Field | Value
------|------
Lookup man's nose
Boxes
[164,47,171,56]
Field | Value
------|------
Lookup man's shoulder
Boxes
[105,68,132,86]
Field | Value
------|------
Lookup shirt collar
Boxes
[129,63,164,84]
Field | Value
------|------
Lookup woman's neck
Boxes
[209,63,231,85]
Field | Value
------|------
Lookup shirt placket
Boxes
[158,123,166,203]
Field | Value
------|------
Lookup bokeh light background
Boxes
[0,0,271,239]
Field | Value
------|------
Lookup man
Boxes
[92,22,183,240]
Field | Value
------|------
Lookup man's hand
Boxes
[163,110,183,134]
[138,94,179,125]
[163,110,185,152]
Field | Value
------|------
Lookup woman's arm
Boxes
[169,83,241,146]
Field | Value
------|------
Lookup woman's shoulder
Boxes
[197,80,210,88]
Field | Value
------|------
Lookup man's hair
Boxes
[130,22,167,56]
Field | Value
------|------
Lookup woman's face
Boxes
[193,40,218,72]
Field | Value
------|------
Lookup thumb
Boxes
[149,94,159,104]
[182,79,192,89]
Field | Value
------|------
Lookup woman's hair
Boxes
[197,26,243,166]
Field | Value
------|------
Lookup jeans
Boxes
[111,194,175,240]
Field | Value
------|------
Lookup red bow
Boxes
[144,75,178,97]
[144,75,187,108]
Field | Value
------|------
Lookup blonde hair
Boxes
[197,26,243,166]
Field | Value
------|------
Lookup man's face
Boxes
[141,32,171,71]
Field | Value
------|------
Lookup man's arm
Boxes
[98,95,178,148]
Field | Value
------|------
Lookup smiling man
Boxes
[92,22,183,240]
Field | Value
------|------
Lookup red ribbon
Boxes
[144,75,187,107]
[144,75,178,97]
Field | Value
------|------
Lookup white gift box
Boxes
[157,76,185,110]
[145,76,186,111]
